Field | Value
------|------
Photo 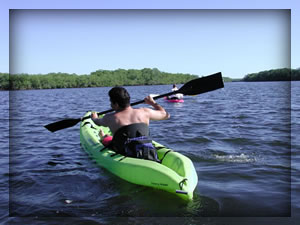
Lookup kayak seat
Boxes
[111,123,161,163]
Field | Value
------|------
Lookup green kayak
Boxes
[80,111,198,200]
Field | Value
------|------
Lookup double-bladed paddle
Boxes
[44,72,224,132]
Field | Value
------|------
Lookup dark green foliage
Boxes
[2,68,299,90]
[0,68,198,90]
[222,77,238,82]
[243,68,300,82]
[0,73,9,89]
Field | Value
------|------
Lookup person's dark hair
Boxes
[109,86,130,108]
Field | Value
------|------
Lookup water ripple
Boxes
[3,82,298,220]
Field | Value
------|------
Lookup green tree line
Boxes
[243,68,300,81]
[2,68,299,90]
[0,68,199,90]
[0,73,9,90]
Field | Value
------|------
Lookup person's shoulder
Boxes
[137,107,152,114]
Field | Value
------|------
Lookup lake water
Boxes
[1,81,299,224]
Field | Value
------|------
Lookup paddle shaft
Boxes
[79,91,176,121]
[44,72,223,132]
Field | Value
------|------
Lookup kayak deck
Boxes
[79,112,198,200]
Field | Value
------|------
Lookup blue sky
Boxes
[1,0,299,79]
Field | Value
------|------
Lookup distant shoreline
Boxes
[1,68,299,90]
[243,68,299,82]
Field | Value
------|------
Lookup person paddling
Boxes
[167,84,183,100]
[91,86,170,162]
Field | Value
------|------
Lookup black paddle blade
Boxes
[44,118,81,132]
[178,72,224,96]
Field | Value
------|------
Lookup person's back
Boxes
[92,98,169,134]
[91,86,170,162]
[106,106,168,133]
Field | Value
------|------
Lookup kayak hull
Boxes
[80,112,198,200]
[164,97,184,103]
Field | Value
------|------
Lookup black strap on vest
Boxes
[112,123,150,155]
[98,123,149,153]
[110,123,160,163]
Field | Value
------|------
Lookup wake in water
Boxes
[213,153,256,163]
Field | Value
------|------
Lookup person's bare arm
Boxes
[91,112,110,127]
[144,96,170,120]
